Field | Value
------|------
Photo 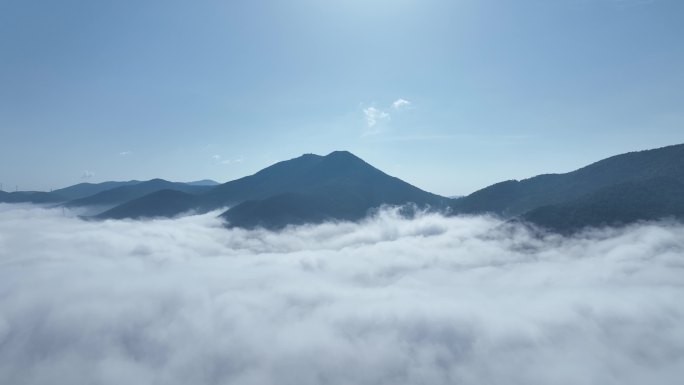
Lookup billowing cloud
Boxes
[0,204,683,384]
[363,106,390,128]
[392,98,411,109]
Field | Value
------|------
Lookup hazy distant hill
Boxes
[0,180,218,206]
[99,151,449,222]
[185,179,220,186]
[451,144,684,217]
[65,179,213,208]
[0,191,65,204]
[1,181,142,204]
[52,181,142,201]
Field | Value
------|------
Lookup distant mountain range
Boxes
[0,180,218,204]
[2,144,683,232]
[0,190,66,204]
[96,151,448,224]
[64,179,214,208]
[54,181,142,201]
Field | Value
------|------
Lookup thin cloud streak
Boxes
[374,133,538,143]
[211,154,243,165]
[0,204,683,384]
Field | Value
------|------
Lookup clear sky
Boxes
[1,0,683,196]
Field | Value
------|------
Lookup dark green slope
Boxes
[65,179,212,207]
[452,143,684,217]
[96,190,200,220]
[219,193,341,229]
[522,177,684,233]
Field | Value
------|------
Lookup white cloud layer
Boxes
[1,204,683,384]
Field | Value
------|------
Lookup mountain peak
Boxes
[300,153,323,159]
[146,178,171,184]
[325,150,359,160]
[322,150,369,167]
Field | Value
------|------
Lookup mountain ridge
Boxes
[64,179,213,208]
[451,143,684,217]
[98,151,449,222]
[4,144,684,233]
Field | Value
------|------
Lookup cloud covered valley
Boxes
[1,204,683,385]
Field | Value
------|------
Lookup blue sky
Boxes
[1,0,683,196]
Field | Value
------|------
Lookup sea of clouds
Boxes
[1,203,683,385]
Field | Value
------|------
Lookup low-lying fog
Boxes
[1,204,683,385]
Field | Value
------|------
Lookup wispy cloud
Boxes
[376,133,538,144]
[118,151,131,156]
[362,98,412,135]
[392,98,411,110]
[81,170,94,180]
[363,106,390,128]
[212,154,243,165]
